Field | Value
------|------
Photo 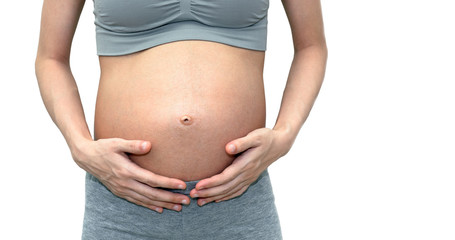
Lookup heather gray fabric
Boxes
[82,169,282,240]
[92,0,269,56]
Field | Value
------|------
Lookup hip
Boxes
[82,169,282,240]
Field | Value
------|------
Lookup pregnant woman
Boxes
[35,0,327,238]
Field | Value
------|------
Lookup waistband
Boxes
[161,169,269,196]
[160,179,200,195]
[88,170,268,196]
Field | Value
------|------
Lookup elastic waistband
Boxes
[88,170,268,196]
[161,170,269,196]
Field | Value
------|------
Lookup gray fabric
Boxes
[91,0,269,56]
[82,169,282,240]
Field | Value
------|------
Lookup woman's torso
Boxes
[94,40,266,181]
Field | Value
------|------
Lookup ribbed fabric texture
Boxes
[92,0,269,56]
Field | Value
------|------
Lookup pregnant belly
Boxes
[94,41,266,181]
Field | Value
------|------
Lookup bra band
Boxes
[92,0,269,56]
[95,17,268,56]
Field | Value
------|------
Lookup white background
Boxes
[1,0,454,239]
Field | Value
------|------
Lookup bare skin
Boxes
[35,0,327,213]
[94,40,266,181]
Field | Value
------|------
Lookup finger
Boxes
[199,184,249,206]
[128,162,187,190]
[122,189,182,212]
[115,138,152,155]
[225,130,263,155]
[131,180,190,205]
[194,163,241,191]
[104,181,163,213]
[194,149,258,191]
[215,185,249,203]
[191,176,239,199]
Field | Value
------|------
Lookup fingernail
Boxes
[200,200,206,206]
[141,142,148,150]
[178,184,185,190]
[173,205,180,211]
[182,199,188,205]
[228,144,236,153]
[193,193,199,198]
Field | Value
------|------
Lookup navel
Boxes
[180,115,193,125]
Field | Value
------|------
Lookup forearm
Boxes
[273,44,328,149]
[35,58,93,152]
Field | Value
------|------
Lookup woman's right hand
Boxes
[71,138,190,213]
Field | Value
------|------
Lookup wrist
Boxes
[273,125,297,157]
[68,136,94,163]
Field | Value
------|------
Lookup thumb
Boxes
[225,133,260,155]
[116,139,151,155]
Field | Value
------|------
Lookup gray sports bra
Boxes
[92,0,270,56]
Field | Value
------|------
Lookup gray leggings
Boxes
[82,169,282,240]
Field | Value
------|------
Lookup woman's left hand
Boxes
[190,127,293,206]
